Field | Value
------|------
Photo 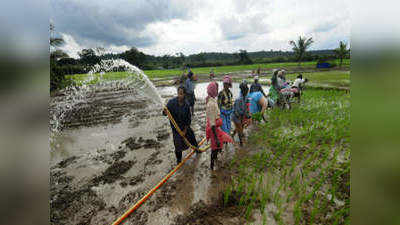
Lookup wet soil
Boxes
[50,84,256,225]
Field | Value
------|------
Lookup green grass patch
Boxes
[65,59,350,86]
[239,70,350,89]
[226,89,350,224]
[144,59,350,79]
[65,71,133,86]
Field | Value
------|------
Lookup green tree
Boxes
[334,41,350,67]
[289,36,314,66]
[50,23,69,91]
[121,47,147,68]
[78,49,100,66]
[237,49,252,64]
[50,23,64,48]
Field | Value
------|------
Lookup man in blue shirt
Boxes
[184,70,196,116]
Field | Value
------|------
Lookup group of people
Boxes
[164,69,307,170]
[270,69,308,104]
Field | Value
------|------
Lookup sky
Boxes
[50,0,351,58]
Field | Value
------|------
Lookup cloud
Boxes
[314,22,338,33]
[51,0,350,56]
[219,13,269,41]
[50,0,201,48]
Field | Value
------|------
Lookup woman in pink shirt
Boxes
[205,82,233,170]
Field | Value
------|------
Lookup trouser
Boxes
[186,94,195,115]
[210,149,221,170]
[175,150,182,164]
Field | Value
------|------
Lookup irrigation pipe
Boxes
[111,106,210,225]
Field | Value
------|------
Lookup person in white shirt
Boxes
[291,74,308,103]
[293,74,307,88]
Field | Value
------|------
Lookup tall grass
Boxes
[223,89,350,224]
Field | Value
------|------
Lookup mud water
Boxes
[50,82,261,224]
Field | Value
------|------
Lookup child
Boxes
[206,82,233,170]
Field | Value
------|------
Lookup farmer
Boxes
[291,74,308,103]
[231,81,250,146]
[248,90,268,122]
[179,71,187,84]
[218,75,234,134]
[209,69,215,80]
[206,82,233,170]
[184,69,196,116]
[292,74,307,89]
[277,70,296,99]
[250,76,267,97]
[277,70,290,89]
[163,86,198,165]
[267,70,280,108]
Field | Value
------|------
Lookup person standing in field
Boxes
[209,69,215,80]
[231,81,250,146]
[206,82,233,170]
[267,70,280,108]
[163,86,198,165]
[218,75,234,135]
[184,69,196,116]
[179,71,187,85]
[250,76,267,97]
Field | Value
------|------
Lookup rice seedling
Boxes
[222,88,349,223]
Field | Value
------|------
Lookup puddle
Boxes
[157,81,270,99]
[50,80,268,225]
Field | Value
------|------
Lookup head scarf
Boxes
[206,82,219,103]
[223,75,232,84]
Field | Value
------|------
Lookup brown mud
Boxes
[50,84,258,225]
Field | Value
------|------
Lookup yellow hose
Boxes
[111,106,210,225]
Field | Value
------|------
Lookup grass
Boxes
[238,70,350,89]
[144,59,350,79]
[65,71,132,86]
[66,59,351,83]
[224,89,350,224]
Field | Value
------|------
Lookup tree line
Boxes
[50,23,349,91]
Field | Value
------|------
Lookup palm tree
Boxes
[334,41,349,67]
[50,23,64,47]
[289,36,314,66]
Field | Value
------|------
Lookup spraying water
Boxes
[49,59,163,145]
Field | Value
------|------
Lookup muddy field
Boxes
[50,83,255,225]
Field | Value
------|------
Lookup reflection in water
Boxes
[157,81,270,99]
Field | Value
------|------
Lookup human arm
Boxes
[259,97,267,121]
[162,100,172,116]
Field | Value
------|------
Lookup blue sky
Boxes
[50,0,351,58]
